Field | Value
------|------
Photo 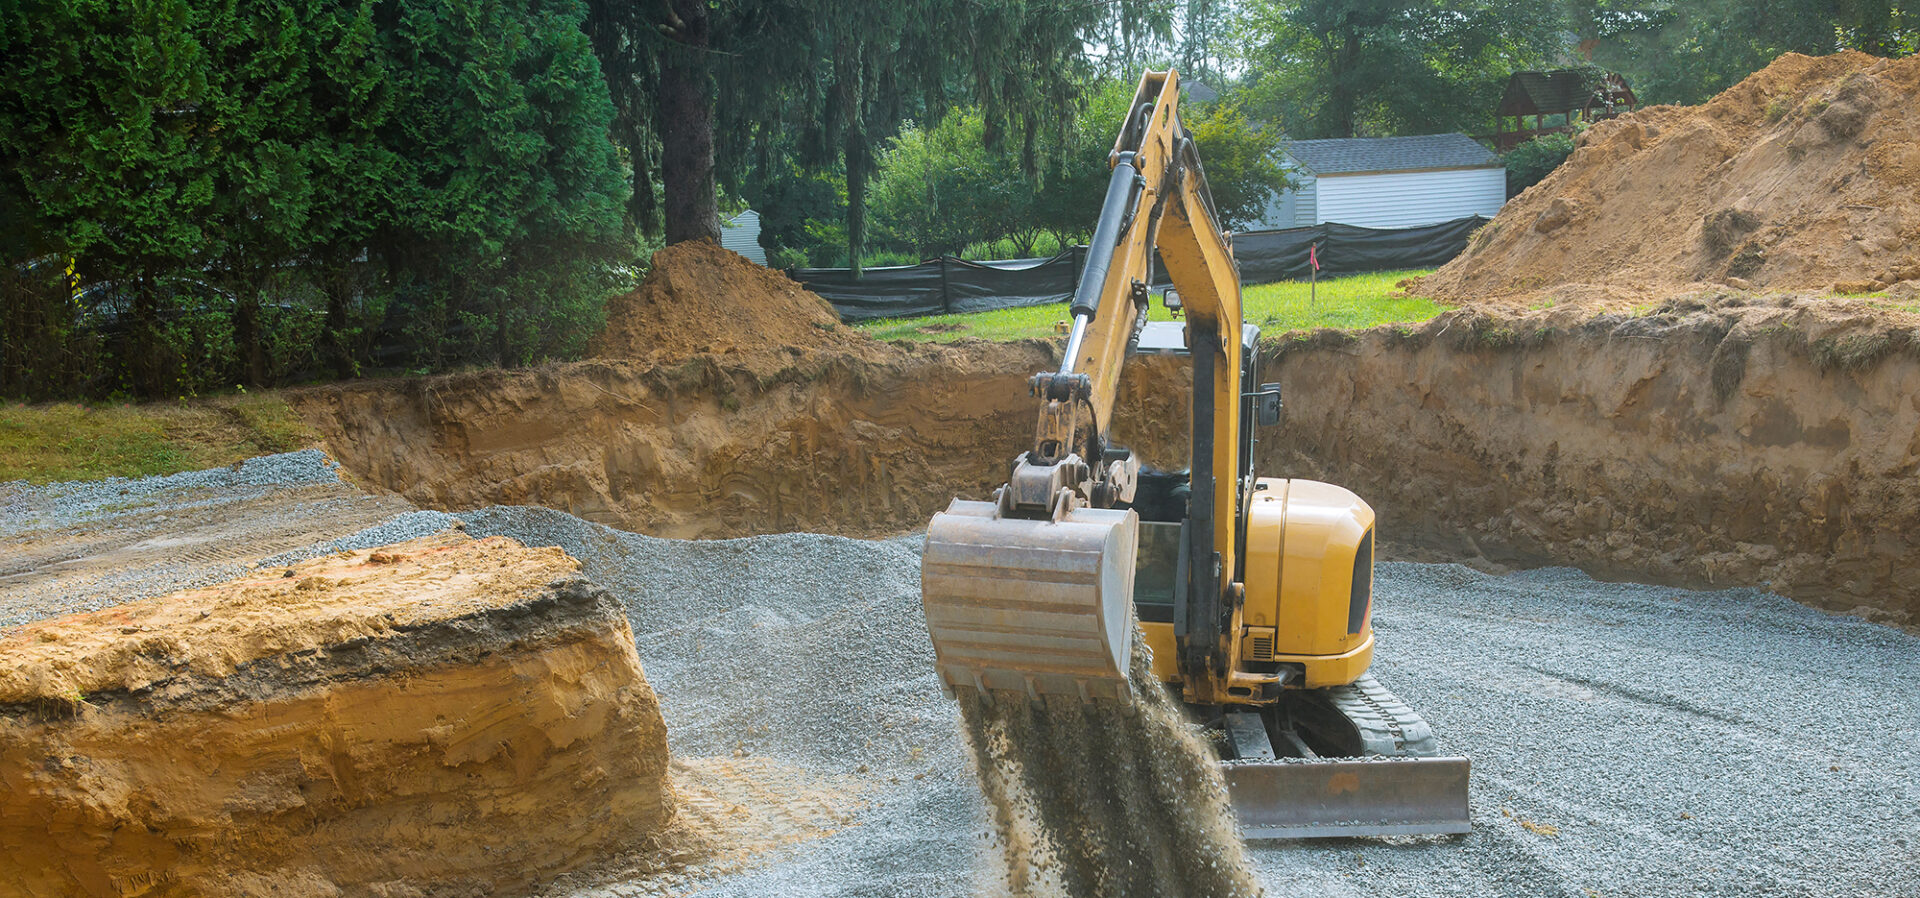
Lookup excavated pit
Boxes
[0,534,674,898]
[296,298,1920,629]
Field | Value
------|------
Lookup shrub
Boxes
[1504,133,1577,196]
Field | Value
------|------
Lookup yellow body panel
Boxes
[1244,478,1375,655]
[1142,620,1178,684]
[1271,633,1374,688]
[1146,477,1376,696]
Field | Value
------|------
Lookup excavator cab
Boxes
[921,69,1470,839]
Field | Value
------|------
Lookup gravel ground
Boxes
[0,450,410,628]
[457,506,1920,898]
[5,460,1916,897]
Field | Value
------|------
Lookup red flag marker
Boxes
[1309,242,1320,272]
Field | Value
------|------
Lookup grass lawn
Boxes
[0,394,318,484]
[853,269,1446,343]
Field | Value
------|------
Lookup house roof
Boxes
[1284,133,1498,175]
[1184,80,1220,104]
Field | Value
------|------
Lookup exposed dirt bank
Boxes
[1419,51,1920,310]
[293,341,1057,539]
[1115,299,1920,628]
[300,298,1920,627]
[0,534,673,897]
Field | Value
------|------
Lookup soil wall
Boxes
[0,536,673,897]
[1115,303,1920,628]
[295,343,1057,539]
[301,308,1920,628]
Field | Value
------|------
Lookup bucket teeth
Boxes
[920,499,1139,702]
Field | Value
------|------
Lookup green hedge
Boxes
[0,0,632,399]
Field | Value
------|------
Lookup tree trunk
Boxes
[1327,30,1361,138]
[845,136,866,277]
[658,0,719,244]
[838,48,866,277]
[234,295,264,387]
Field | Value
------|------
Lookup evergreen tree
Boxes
[1,0,630,396]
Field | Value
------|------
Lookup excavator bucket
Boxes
[920,498,1139,702]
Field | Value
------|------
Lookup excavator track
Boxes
[1295,673,1440,758]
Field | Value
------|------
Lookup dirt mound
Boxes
[591,239,866,361]
[1420,51,1920,309]
[0,534,675,897]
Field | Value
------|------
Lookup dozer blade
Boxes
[920,498,1139,702]
[1223,757,1472,838]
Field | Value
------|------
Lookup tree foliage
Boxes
[1235,0,1567,139]
[1577,0,1920,105]
[589,0,1170,274]
[1185,100,1289,231]
[1233,0,1917,143]
[0,0,629,399]
[1502,131,1576,195]
[869,78,1286,259]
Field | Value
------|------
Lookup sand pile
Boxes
[1419,51,1920,309]
[957,630,1261,898]
[592,239,864,360]
[0,533,674,898]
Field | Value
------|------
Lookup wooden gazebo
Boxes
[1494,70,1636,151]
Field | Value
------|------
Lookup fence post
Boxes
[939,256,952,315]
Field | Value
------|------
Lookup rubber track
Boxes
[1316,673,1440,758]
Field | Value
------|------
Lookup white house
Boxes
[1252,133,1505,231]
[719,209,766,264]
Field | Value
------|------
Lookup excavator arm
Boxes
[920,70,1471,838]
[924,71,1250,703]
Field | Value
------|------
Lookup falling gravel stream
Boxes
[956,631,1260,898]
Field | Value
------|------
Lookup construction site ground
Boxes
[13,50,1920,898]
[5,452,1915,898]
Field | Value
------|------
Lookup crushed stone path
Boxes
[461,506,1919,898]
[0,450,411,629]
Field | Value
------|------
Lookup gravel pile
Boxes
[455,506,984,897]
[7,462,1916,898]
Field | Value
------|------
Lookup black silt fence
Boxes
[791,248,1086,322]
[792,215,1487,321]
[1228,215,1489,285]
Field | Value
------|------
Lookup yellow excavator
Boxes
[920,70,1470,837]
